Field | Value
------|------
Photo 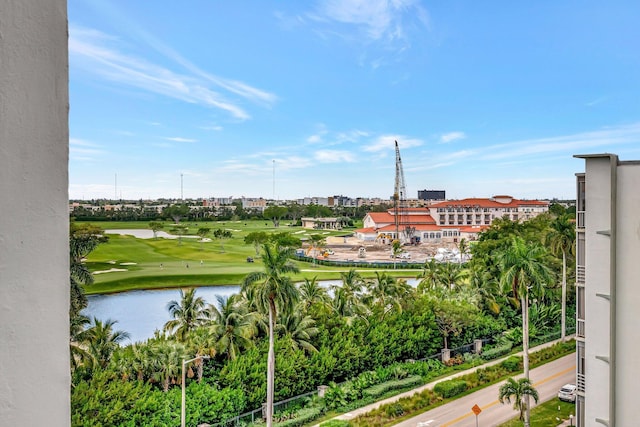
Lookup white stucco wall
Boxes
[615,162,640,424]
[0,1,70,425]
[583,156,613,424]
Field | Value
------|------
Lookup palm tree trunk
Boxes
[561,249,566,342]
[266,300,276,427]
[523,293,530,427]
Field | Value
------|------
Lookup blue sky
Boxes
[68,1,640,201]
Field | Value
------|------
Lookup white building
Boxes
[355,195,548,243]
[574,154,640,427]
[1,1,70,425]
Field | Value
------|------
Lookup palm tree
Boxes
[298,277,330,315]
[417,259,442,293]
[497,237,552,427]
[498,377,539,422]
[365,272,412,318]
[163,288,212,342]
[276,310,319,353]
[210,294,255,360]
[241,243,300,427]
[150,340,185,392]
[546,214,575,341]
[188,327,217,381]
[466,263,501,315]
[391,239,403,269]
[458,237,469,263]
[85,317,130,370]
[69,314,91,371]
[439,262,468,290]
[308,234,327,267]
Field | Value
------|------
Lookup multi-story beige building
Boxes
[574,154,640,427]
[355,195,548,243]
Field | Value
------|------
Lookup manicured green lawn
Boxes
[81,220,415,294]
[498,398,576,427]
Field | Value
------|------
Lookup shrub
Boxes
[320,420,351,427]
[481,341,513,360]
[275,407,324,427]
[363,375,423,399]
[433,379,468,398]
[501,356,522,372]
[443,354,464,367]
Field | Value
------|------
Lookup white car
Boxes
[558,384,577,403]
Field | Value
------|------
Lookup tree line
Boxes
[69,206,575,427]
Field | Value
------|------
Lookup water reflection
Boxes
[84,278,418,344]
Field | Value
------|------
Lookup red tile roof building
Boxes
[355,195,548,243]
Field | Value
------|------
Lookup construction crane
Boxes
[393,140,415,243]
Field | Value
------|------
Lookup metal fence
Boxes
[209,334,501,427]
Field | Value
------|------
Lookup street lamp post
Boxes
[181,355,210,427]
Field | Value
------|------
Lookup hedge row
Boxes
[363,375,423,399]
[480,341,513,360]
[433,379,468,398]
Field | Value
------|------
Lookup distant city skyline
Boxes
[69,1,640,201]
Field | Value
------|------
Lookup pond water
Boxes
[84,278,419,344]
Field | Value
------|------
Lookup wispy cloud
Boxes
[482,123,640,161]
[70,138,105,161]
[307,126,368,145]
[163,137,198,143]
[440,131,466,144]
[69,25,276,120]
[314,150,356,163]
[200,125,223,131]
[313,0,429,42]
[362,135,423,153]
[586,97,607,107]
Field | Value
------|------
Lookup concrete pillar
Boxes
[318,385,329,398]
[474,339,483,354]
[0,1,69,425]
[441,349,451,363]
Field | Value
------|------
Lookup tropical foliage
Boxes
[71,206,576,427]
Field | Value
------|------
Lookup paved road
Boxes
[393,354,576,427]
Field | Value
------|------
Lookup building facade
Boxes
[356,195,548,243]
[574,154,640,427]
[1,1,70,424]
[418,189,446,201]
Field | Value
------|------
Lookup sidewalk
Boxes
[313,337,574,426]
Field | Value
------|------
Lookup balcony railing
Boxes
[577,373,586,393]
[577,319,585,338]
[577,265,585,283]
[577,211,585,228]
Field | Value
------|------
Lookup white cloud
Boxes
[315,0,428,41]
[362,135,423,152]
[69,25,277,121]
[69,138,105,161]
[163,137,198,143]
[314,150,356,163]
[440,131,466,144]
[482,123,640,161]
[200,125,223,131]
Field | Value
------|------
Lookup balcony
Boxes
[577,265,585,283]
[577,211,585,228]
[577,373,586,393]
[577,319,585,338]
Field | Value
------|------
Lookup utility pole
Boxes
[181,173,184,201]
[272,159,275,200]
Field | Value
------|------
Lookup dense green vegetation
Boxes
[70,204,576,427]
